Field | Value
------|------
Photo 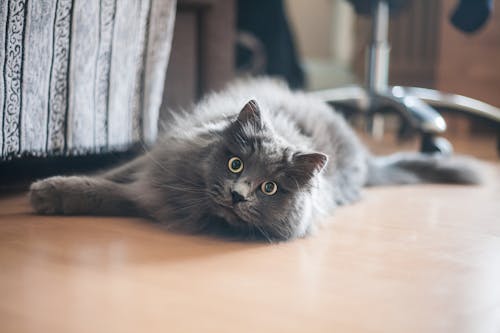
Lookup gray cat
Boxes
[29,79,479,241]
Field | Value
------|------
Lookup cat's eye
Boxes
[228,156,243,173]
[261,181,278,195]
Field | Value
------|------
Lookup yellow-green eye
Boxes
[261,181,277,195]
[228,156,243,173]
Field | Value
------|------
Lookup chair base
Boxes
[312,85,500,155]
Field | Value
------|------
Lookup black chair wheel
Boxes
[420,135,453,155]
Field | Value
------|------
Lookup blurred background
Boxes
[288,0,500,136]
[165,0,499,151]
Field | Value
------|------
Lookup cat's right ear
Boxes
[237,100,262,129]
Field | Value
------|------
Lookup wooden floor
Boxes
[1,134,499,333]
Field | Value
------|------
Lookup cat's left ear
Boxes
[286,152,328,188]
[293,152,328,174]
[237,100,262,129]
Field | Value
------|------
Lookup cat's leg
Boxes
[30,176,138,216]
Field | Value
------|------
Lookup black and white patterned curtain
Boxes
[0,0,176,160]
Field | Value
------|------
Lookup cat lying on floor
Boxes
[29,79,479,241]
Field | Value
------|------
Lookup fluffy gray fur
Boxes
[30,79,480,241]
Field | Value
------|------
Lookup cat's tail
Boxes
[365,152,482,186]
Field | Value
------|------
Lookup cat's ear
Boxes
[293,152,328,174]
[286,152,328,188]
[237,100,262,128]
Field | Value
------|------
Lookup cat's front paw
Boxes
[29,177,65,214]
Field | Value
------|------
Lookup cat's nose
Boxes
[231,190,246,204]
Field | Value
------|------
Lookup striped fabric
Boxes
[0,0,176,160]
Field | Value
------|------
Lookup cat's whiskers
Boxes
[251,222,274,243]
[278,219,295,240]
[175,195,208,205]
[148,178,207,195]
[161,185,200,193]
[175,201,209,211]
[249,206,291,241]
[234,206,274,242]
[167,195,211,214]
[155,183,206,194]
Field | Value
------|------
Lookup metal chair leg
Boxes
[397,86,500,124]
[312,86,453,154]
[312,86,447,134]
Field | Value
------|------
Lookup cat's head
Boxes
[206,100,328,241]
